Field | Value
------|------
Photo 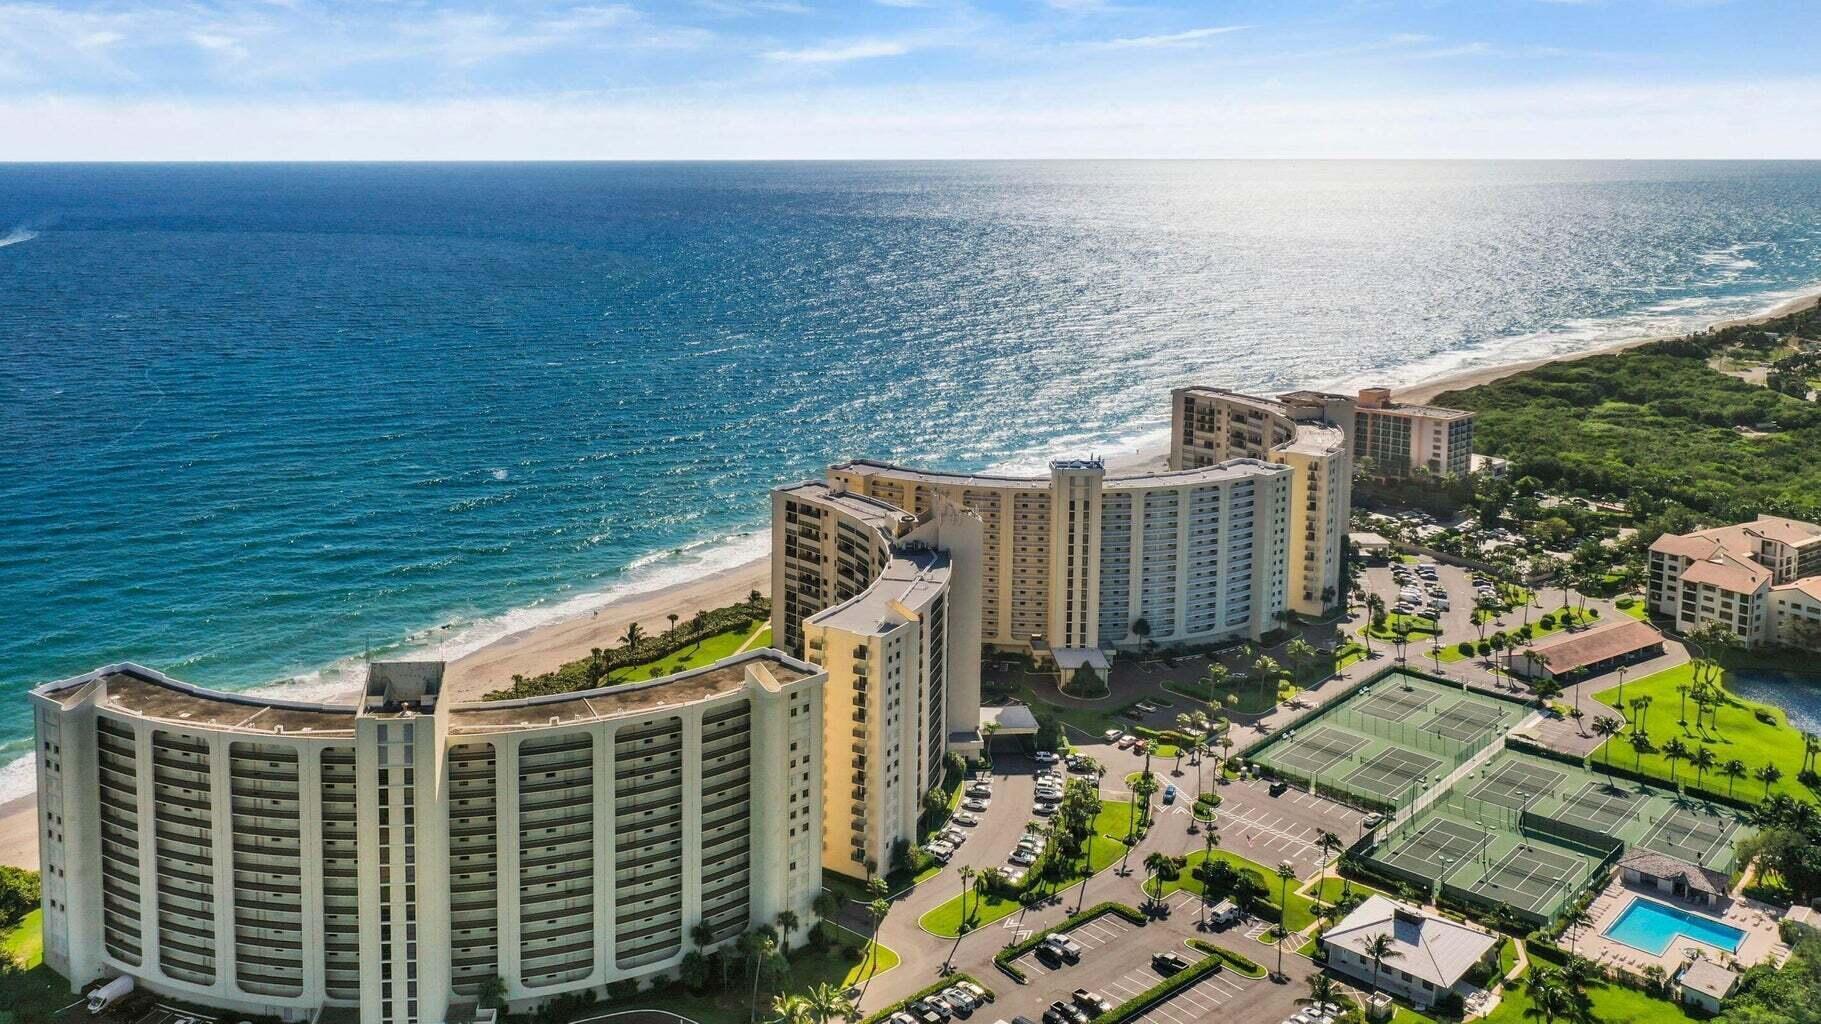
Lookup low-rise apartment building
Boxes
[32,652,825,1023]
[1351,386,1476,479]
[1648,515,1821,649]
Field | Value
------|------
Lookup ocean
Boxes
[4,160,1821,795]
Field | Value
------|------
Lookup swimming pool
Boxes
[1603,897,1747,956]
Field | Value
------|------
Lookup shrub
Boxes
[1457,641,1475,656]
[994,903,1147,981]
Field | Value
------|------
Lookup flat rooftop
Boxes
[777,479,918,528]
[450,651,815,735]
[833,456,1290,492]
[807,546,951,635]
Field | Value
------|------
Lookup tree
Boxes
[746,933,779,1022]
[1144,851,1171,906]
[668,612,680,636]
[1286,638,1317,683]
[1302,972,1341,1011]
[805,982,856,1024]
[776,910,800,955]
[1315,831,1342,900]
[1758,763,1785,798]
[1662,737,1691,784]
[773,994,813,1024]
[1196,824,1222,929]
[1561,906,1594,955]
[1721,758,1748,797]
[621,620,646,654]
[679,951,711,992]
[981,721,1001,769]
[957,865,978,930]
[867,898,890,971]
[1629,729,1654,771]
[1363,931,1403,994]
[1274,861,1298,979]
[1631,695,1652,733]
[1591,716,1623,769]
[1692,745,1718,790]
[478,973,509,1009]
[1523,969,1574,1024]
[1131,617,1152,649]
[691,609,710,651]
[1805,732,1821,776]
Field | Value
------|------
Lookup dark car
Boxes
[1042,1006,1069,1024]
[1048,1001,1086,1024]
[1035,943,1066,968]
[1268,779,1290,796]
[1151,951,1192,976]
[1045,934,1083,963]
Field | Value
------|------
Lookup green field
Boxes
[2,909,42,968]
[1434,607,1599,663]
[0,913,72,1022]
[610,621,768,682]
[1481,974,1699,1024]
[1590,662,1811,801]
[1094,800,1142,843]
[918,835,1125,937]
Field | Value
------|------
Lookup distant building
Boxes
[1648,515,1821,649]
[1469,453,1510,479]
[1321,895,1499,1007]
[1353,387,1476,479]
[1508,618,1666,682]
[1677,957,1741,1013]
[31,654,826,1023]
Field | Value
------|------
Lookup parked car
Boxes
[952,811,980,827]
[1115,734,1136,749]
[1034,750,1060,764]
[1072,990,1112,1015]
[1033,801,1058,816]
[1102,729,1122,742]
[1046,935,1083,962]
[922,999,952,1022]
[962,798,990,812]
[1162,784,1177,804]
[959,982,992,1004]
[1268,779,1289,796]
[1041,1006,1069,1024]
[1151,951,1191,975]
[1035,943,1066,968]
[1009,848,1037,866]
[1050,1002,1087,1024]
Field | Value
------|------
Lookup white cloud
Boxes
[1095,26,1246,49]
[763,39,910,62]
[5,78,1819,160]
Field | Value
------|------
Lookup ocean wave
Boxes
[0,227,36,249]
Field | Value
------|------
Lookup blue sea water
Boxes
[4,160,1821,789]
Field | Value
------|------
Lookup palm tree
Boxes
[1286,638,1317,683]
[1662,737,1691,784]
[668,611,680,636]
[1302,972,1341,1012]
[1757,763,1784,798]
[1363,931,1403,994]
[867,898,890,972]
[1630,729,1653,772]
[1315,830,1342,900]
[776,910,800,956]
[773,994,814,1024]
[1197,824,1221,929]
[1523,968,1574,1024]
[1274,861,1298,978]
[981,721,1000,770]
[621,620,646,655]
[1805,732,1821,776]
[1615,666,1629,719]
[690,609,710,651]
[1631,695,1652,733]
[1561,906,1594,954]
[1591,716,1622,770]
[957,865,978,929]
[1691,746,1718,791]
[1144,851,1171,905]
[805,982,856,1024]
[747,933,779,1022]
[1721,758,1748,797]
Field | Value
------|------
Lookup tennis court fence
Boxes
[1519,810,1625,860]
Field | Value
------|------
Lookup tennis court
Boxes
[1422,698,1511,744]
[1550,781,1642,834]
[1639,804,1741,865]
[1465,758,1566,811]
[1341,747,1443,800]
[1459,843,1588,916]
[1353,685,1435,723]
[1267,726,1370,777]
[1380,816,1491,878]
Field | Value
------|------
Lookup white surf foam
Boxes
[0,227,38,249]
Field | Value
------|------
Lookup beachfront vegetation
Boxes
[1436,298,1821,524]
[484,595,770,700]
[1589,662,1812,803]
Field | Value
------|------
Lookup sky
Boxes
[1,0,1818,159]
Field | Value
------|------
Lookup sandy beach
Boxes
[4,288,1816,871]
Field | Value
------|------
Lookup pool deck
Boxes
[1577,878,1786,975]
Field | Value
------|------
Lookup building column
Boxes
[594,725,616,979]
[496,735,522,995]
[208,733,236,997]
[682,710,705,936]
[299,743,326,1004]
[132,723,160,981]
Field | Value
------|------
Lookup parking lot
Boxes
[1012,913,1141,977]
[1114,963,1256,1024]
[1361,560,1504,642]
[1194,778,1369,875]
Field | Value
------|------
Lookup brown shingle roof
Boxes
[1523,618,1664,676]
[1619,849,1731,895]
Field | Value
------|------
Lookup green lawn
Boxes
[741,625,774,652]
[0,913,72,1022]
[918,835,1125,937]
[572,934,903,1024]
[1482,976,1698,1024]
[1615,597,1650,621]
[1094,800,1142,842]
[1365,614,1442,641]
[1312,875,1381,905]
[609,622,767,682]
[1590,662,1810,801]
[2,909,42,968]
[1142,849,1320,931]
[1434,607,1600,664]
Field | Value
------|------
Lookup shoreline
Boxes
[3,285,1817,869]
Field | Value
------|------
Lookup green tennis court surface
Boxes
[1550,780,1642,833]
[1342,747,1443,800]
[1266,726,1369,776]
[1421,698,1511,744]
[1459,843,1588,915]
[1640,804,1741,865]
[1465,758,1565,811]
[1353,686,1435,723]
[1381,816,1491,877]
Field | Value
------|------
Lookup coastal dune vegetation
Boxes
[484,594,770,700]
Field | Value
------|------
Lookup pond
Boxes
[1727,668,1821,733]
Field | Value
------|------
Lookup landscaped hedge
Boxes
[1187,938,1266,978]
[859,973,993,1024]
[993,902,1147,982]
[484,598,770,700]
[1087,946,1230,1024]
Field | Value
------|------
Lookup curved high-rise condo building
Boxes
[30,652,825,1023]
